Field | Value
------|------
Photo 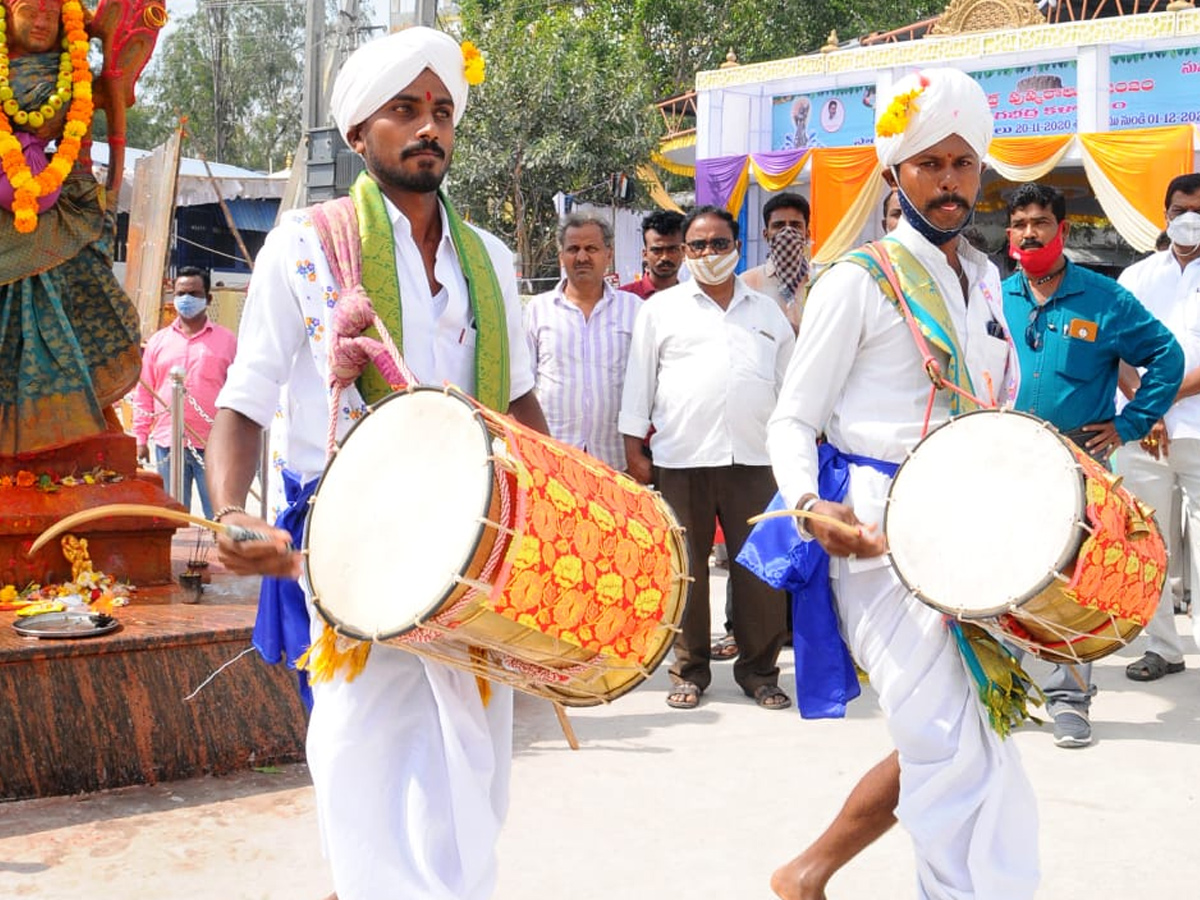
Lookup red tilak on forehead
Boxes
[426,91,432,102]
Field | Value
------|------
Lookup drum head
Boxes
[885,409,1085,618]
[305,388,494,639]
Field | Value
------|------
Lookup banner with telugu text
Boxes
[1109,47,1200,131]
[969,60,1079,138]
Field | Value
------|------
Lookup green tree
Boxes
[451,1,663,280]
[131,0,309,170]
[633,0,946,97]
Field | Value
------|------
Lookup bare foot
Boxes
[770,854,825,900]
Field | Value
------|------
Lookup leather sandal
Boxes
[751,684,792,710]
[666,681,701,709]
[1125,651,1185,682]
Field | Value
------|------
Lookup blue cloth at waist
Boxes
[737,443,899,718]
[254,469,317,710]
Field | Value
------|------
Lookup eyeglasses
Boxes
[684,237,734,255]
[1025,305,1047,351]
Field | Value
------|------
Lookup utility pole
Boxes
[390,0,438,29]
[302,0,327,134]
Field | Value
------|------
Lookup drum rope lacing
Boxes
[392,433,593,687]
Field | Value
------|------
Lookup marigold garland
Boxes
[0,0,93,234]
[876,74,930,139]
[461,40,485,86]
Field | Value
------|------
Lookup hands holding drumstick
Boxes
[749,495,887,560]
[214,510,301,579]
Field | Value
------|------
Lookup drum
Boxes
[303,385,689,706]
[884,408,1165,664]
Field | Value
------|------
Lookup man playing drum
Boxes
[205,27,547,900]
[766,68,1036,900]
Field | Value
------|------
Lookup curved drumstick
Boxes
[746,507,864,539]
[28,503,275,556]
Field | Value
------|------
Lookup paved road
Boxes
[2,571,1197,899]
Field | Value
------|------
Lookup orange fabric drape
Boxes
[1078,125,1194,226]
[809,146,881,255]
[989,135,1072,168]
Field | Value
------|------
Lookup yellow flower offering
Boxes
[876,75,930,138]
[461,40,485,86]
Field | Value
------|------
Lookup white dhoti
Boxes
[306,647,513,900]
[834,560,1039,900]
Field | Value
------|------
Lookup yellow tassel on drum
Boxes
[297,624,372,684]
[470,646,493,706]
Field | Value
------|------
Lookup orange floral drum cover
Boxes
[484,408,683,664]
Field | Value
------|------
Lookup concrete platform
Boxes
[0,527,307,800]
[1,568,1197,899]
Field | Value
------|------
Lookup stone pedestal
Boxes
[0,431,185,586]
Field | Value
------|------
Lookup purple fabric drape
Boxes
[695,154,750,208]
[749,149,808,178]
[695,150,809,209]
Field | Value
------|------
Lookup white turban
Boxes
[330,26,469,141]
[874,68,993,169]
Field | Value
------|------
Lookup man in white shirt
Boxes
[620,205,796,712]
[205,27,546,900]
[767,68,1036,900]
[525,214,641,470]
[1115,172,1200,678]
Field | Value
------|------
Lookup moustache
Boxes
[401,140,445,160]
[923,193,970,212]
[1020,239,1044,250]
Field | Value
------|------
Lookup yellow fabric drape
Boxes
[636,165,685,213]
[651,149,696,178]
[1078,125,1194,252]
[749,150,812,193]
[810,146,882,263]
[988,135,1073,182]
[725,156,753,219]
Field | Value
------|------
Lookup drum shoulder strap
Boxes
[308,196,361,293]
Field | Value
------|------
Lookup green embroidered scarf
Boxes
[842,237,976,414]
[350,173,511,411]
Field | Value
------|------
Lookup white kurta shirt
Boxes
[218,195,534,900]
[618,276,796,469]
[524,280,641,469]
[1119,249,1200,440]
[768,219,1013,567]
[217,198,534,483]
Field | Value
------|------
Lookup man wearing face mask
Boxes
[132,267,237,519]
[1000,181,1181,748]
[743,192,812,331]
[619,205,795,712]
[1114,173,1200,676]
[766,68,1034,900]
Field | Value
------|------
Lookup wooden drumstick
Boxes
[746,507,864,539]
[27,503,279,556]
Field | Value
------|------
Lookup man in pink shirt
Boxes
[132,267,237,517]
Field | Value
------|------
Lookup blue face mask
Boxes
[892,169,974,247]
[173,293,207,319]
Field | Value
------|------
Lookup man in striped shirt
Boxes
[525,214,641,470]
